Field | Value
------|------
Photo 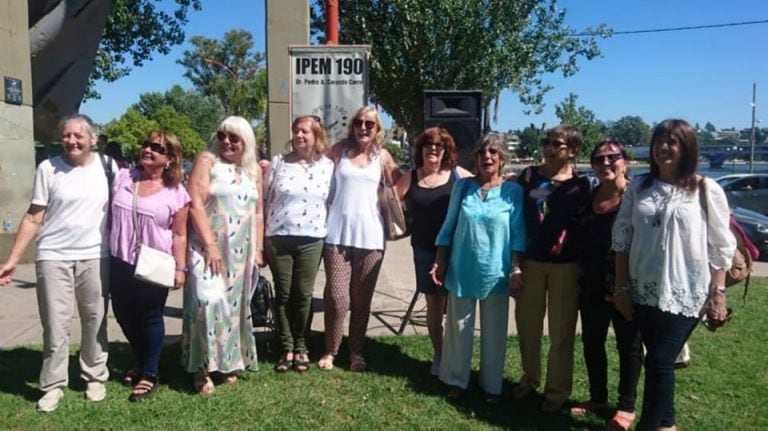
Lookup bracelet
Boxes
[510,268,522,276]
[615,285,631,294]
[175,267,188,273]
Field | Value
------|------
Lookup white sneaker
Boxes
[430,355,441,376]
[85,382,107,402]
[37,388,64,412]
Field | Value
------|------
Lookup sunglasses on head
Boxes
[423,141,445,149]
[216,131,242,144]
[591,153,624,165]
[476,147,499,156]
[353,119,377,130]
[142,141,169,155]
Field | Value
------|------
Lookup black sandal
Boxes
[129,375,158,402]
[274,352,293,373]
[122,368,140,386]
[292,351,310,373]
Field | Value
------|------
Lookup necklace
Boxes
[419,168,444,188]
[650,184,674,228]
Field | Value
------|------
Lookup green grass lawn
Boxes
[1,282,767,430]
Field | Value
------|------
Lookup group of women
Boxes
[0,111,733,430]
[410,119,733,431]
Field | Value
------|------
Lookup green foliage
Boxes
[134,85,224,143]
[516,123,547,158]
[704,121,717,133]
[554,93,606,158]
[310,0,610,135]
[103,106,206,161]
[86,0,202,99]
[149,106,207,159]
[103,108,158,158]
[608,115,650,147]
[384,143,407,165]
[177,30,267,129]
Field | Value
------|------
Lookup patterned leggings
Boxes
[322,244,384,357]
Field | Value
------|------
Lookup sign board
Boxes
[289,45,369,144]
[4,77,22,105]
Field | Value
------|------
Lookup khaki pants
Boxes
[515,260,579,402]
[439,293,509,395]
[36,258,109,391]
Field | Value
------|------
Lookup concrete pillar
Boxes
[0,1,36,262]
[265,0,309,158]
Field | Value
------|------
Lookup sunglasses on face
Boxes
[142,141,169,155]
[541,138,569,148]
[216,131,242,144]
[423,141,445,150]
[476,147,499,156]
[353,119,377,130]
[591,153,624,165]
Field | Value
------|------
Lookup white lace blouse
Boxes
[611,176,736,317]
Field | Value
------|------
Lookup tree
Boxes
[704,122,717,133]
[554,93,605,158]
[609,115,650,146]
[310,0,610,134]
[516,124,547,158]
[134,85,224,141]
[177,30,267,127]
[87,0,202,99]
[104,106,206,160]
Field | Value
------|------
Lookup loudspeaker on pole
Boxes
[423,90,483,170]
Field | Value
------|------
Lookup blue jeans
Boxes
[634,304,699,430]
[110,257,169,377]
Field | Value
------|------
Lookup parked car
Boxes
[716,174,768,216]
[732,206,768,261]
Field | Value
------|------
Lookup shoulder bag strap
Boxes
[132,179,142,253]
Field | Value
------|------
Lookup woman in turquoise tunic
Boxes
[183,116,265,394]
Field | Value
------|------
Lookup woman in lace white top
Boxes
[611,119,735,430]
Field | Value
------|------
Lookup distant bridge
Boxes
[628,144,768,168]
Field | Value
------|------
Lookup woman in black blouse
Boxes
[571,140,642,431]
[514,124,591,412]
[397,127,470,376]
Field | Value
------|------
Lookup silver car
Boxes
[716,174,768,216]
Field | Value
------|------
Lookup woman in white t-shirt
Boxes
[0,114,115,412]
[317,106,401,372]
[265,115,334,372]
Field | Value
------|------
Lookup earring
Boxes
[164,162,170,170]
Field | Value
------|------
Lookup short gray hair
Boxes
[472,133,509,167]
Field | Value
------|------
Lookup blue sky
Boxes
[82,0,768,132]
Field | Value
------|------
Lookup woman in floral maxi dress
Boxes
[182,116,265,394]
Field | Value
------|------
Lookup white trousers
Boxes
[36,258,110,391]
[439,293,509,395]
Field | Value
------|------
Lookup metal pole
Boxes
[750,82,757,173]
[326,0,339,44]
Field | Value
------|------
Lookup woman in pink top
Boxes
[109,131,190,402]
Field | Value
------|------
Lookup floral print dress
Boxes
[182,160,259,373]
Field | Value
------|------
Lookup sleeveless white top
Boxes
[325,151,385,250]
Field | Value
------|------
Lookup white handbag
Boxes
[131,182,176,288]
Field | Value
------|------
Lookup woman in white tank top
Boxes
[318,107,402,372]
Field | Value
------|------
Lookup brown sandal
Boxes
[349,353,367,372]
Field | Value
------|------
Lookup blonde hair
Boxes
[288,115,329,155]
[211,116,259,179]
[345,106,386,152]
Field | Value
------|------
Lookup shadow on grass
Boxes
[363,337,596,430]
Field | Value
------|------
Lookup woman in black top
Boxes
[397,127,470,376]
[572,140,642,431]
[514,124,591,412]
